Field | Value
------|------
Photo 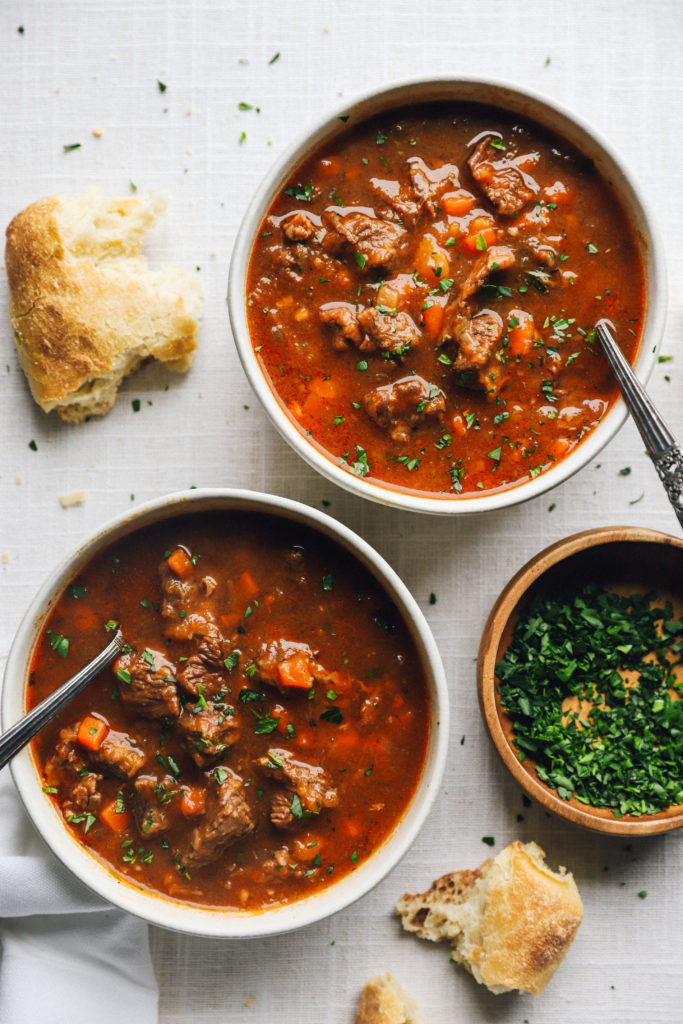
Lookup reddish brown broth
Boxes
[246,103,644,498]
[29,512,429,910]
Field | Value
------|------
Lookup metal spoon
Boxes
[595,319,683,530]
[0,630,124,771]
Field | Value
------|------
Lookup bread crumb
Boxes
[92,128,103,138]
[210,249,217,258]
[15,476,22,485]
[59,491,86,508]
[245,998,254,1007]
[185,105,193,116]
[2,553,9,564]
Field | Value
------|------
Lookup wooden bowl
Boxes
[478,526,683,836]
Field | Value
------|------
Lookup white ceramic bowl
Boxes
[228,76,666,515]
[2,489,448,937]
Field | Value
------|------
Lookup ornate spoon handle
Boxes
[596,320,683,530]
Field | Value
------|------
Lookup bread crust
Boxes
[353,974,426,1024]
[396,841,583,996]
[5,191,200,421]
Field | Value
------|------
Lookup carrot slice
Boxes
[508,312,536,356]
[239,571,259,598]
[100,798,131,834]
[180,787,206,817]
[77,715,109,751]
[441,191,475,217]
[422,302,444,339]
[167,547,193,577]
[277,652,314,690]
[463,228,497,253]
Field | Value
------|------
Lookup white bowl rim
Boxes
[227,73,667,516]
[2,488,449,938]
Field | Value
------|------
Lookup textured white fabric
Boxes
[0,0,682,1022]
[0,771,158,1024]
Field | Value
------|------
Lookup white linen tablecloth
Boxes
[1,1,682,1021]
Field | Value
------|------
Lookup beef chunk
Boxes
[322,209,405,268]
[257,748,339,823]
[357,307,421,356]
[44,725,103,813]
[69,772,102,813]
[468,136,539,215]
[408,158,460,217]
[268,789,300,831]
[176,631,231,699]
[132,774,176,837]
[458,245,516,305]
[451,312,505,396]
[197,632,229,666]
[364,376,445,443]
[176,658,226,699]
[178,701,240,767]
[89,729,146,779]
[254,638,337,694]
[371,158,460,223]
[522,234,558,268]
[182,771,255,869]
[319,302,365,351]
[116,649,180,720]
[281,212,317,242]
[159,562,219,641]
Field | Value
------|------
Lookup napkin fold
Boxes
[0,771,158,1024]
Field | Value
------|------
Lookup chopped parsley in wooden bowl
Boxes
[477,526,683,835]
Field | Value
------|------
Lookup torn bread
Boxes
[5,188,202,422]
[396,841,583,996]
[354,974,427,1024]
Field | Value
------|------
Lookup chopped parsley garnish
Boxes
[157,80,167,92]
[320,707,343,724]
[47,630,70,659]
[239,688,264,704]
[284,182,313,203]
[496,584,683,816]
[224,652,239,671]
[322,574,334,591]
[66,584,86,599]
[348,445,370,478]
[63,143,81,152]
[254,715,280,735]
[481,836,495,846]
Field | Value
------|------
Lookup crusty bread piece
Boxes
[396,841,583,996]
[5,188,201,422]
[354,974,427,1024]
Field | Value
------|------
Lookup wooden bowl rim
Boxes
[477,525,683,836]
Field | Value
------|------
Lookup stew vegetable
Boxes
[246,102,644,498]
[30,512,429,910]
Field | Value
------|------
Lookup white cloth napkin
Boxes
[0,771,158,1024]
